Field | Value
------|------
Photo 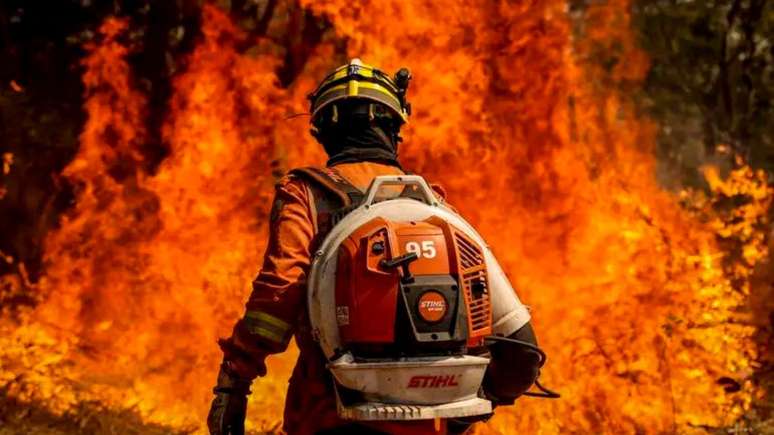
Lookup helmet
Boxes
[308,58,412,126]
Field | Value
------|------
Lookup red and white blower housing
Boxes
[307,175,530,421]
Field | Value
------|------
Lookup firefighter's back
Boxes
[283,161,447,435]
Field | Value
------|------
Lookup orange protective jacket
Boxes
[223,162,446,435]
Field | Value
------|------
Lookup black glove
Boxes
[482,322,541,406]
[207,362,252,435]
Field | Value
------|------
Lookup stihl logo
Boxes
[419,300,445,311]
[417,291,447,323]
[407,374,461,388]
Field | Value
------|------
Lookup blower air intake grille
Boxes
[454,233,491,337]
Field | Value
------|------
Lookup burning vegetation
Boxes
[1,1,772,434]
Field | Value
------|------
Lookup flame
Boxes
[1,1,771,434]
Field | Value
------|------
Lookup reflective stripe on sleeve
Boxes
[244,311,292,344]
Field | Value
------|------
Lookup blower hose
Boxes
[484,335,561,399]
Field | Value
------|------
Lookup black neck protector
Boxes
[318,120,402,169]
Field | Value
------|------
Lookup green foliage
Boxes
[632,0,774,183]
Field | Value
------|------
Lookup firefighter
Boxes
[207,59,542,435]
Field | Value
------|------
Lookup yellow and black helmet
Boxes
[308,58,411,125]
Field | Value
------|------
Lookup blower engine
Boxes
[307,175,536,421]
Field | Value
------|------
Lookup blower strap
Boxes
[289,167,363,207]
[288,167,364,238]
[289,166,432,239]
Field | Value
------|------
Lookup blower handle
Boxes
[362,175,439,207]
[379,252,419,283]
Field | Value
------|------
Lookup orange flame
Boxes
[1,1,770,434]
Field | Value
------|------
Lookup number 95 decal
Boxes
[405,240,437,258]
